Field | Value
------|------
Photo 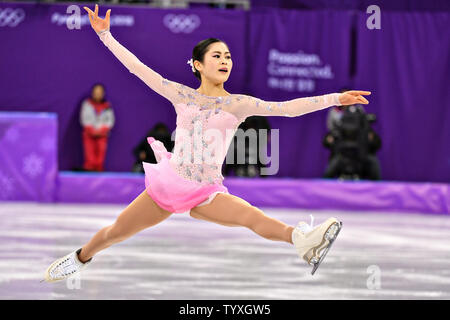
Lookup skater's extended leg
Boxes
[78,188,172,262]
[190,193,294,244]
[43,188,172,282]
[190,193,342,275]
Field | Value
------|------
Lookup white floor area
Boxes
[0,201,449,299]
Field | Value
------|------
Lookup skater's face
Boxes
[91,85,105,102]
[195,42,232,84]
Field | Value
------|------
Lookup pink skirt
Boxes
[143,137,228,213]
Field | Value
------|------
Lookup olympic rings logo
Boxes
[163,14,200,34]
[0,8,25,27]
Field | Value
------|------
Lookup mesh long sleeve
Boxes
[97,29,184,105]
[230,93,342,121]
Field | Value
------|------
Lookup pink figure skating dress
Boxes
[97,30,342,214]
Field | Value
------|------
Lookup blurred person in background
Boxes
[224,116,271,177]
[80,83,115,172]
[323,104,381,180]
[132,122,174,173]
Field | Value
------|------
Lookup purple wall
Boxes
[0,2,449,183]
[251,0,450,11]
[353,11,450,182]
[245,8,450,182]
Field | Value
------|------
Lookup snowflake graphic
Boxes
[22,152,44,179]
[0,171,15,200]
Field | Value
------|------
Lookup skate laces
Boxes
[49,252,83,278]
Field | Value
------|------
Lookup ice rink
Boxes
[1,201,449,300]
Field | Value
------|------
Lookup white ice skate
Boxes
[292,215,342,275]
[41,248,92,283]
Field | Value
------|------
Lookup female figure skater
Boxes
[43,5,371,282]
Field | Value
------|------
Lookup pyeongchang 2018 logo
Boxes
[163,14,200,34]
[0,8,26,27]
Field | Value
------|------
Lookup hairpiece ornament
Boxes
[187,59,196,73]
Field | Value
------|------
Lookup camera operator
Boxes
[323,104,381,180]
[132,122,174,173]
[224,116,271,177]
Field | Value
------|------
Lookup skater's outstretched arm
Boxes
[84,5,183,105]
[231,90,371,120]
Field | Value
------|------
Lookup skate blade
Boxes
[311,221,342,275]
[40,277,62,283]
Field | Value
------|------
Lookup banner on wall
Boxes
[245,10,353,179]
[247,10,352,98]
[354,11,450,183]
[266,47,337,93]
[0,3,205,33]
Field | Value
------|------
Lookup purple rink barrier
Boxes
[56,171,144,204]
[55,172,449,215]
[0,112,58,202]
[229,178,450,215]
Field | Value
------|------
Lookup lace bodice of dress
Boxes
[167,90,243,185]
[97,29,342,185]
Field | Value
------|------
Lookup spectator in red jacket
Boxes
[80,83,115,171]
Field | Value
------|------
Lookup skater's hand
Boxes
[83,4,111,34]
[338,90,371,106]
